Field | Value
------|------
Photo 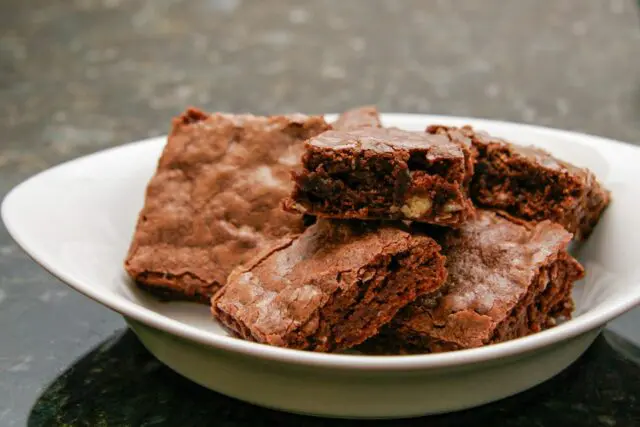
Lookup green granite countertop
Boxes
[1,1,640,426]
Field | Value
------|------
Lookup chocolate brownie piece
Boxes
[284,128,475,226]
[333,105,382,130]
[427,125,610,240]
[425,124,477,187]
[211,219,447,352]
[363,210,584,354]
[125,108,330,302]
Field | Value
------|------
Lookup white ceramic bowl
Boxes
[3,114,640,419]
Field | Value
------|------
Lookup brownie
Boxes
[427,125,610,240]
[284,128,475,227]
[125,108,330,302]
[333,105,382,130]
[211,219,447,352]
[363,210,584,354]
[425,124,477,187]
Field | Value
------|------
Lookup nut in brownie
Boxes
[285,127,475,227]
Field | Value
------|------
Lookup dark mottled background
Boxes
[1,1,640,426]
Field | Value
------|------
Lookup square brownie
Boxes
[125,108,330,302]
[362,210,584,354]
[211,219,447,351]
[333,105,382,130]
[284,128,475,227]
[427,125,610,240]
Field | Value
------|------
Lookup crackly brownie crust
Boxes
[211,219,447,352]
[124,108,330,302]
[333,105,383,130]
[361,210,584,354]
[426,125,477,187]
[429,125,610,240]
[284,128,475,227]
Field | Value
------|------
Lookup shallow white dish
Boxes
[3,114,640,419]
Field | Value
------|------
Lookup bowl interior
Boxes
[3,113,640,368]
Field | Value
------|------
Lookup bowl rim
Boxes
[3,113,640,372]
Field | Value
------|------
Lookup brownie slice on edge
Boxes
[332,105,383,130]
[125,108,330,302]
[362,210,584,354]
[427,125,610,240]
[211,219,447,352]
[284,127,475,227]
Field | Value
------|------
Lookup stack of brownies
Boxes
[125,105,610,354]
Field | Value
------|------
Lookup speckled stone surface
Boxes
[1,1,640,426]
[24,330,640,427]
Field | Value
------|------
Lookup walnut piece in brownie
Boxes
[211,219,447,352]
[333,105,382,130]
[125,108,330,302]
[427,125,610,240]
[284,128,475,227]
[363,210,584,354]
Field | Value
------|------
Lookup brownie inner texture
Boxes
[431,124,609,240]
[295,147,466,219]
[471,144,583,223]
